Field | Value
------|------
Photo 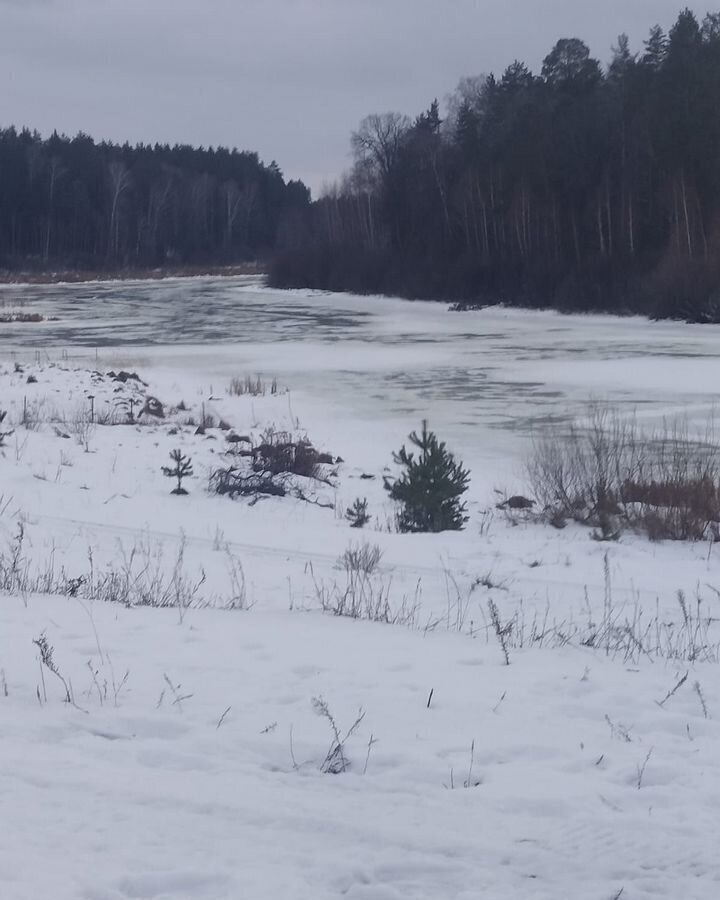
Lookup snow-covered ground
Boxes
[1,278,720,898]
[4,593,718,900]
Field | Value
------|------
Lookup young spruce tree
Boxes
[162,449,193,495]
[384,421,470,533]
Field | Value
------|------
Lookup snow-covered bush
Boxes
[210,428,335,503]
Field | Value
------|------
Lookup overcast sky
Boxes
[0,1,706,194]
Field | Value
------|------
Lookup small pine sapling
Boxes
[162,449,194,495]
[384,420,470,533]
[345,497,370,528]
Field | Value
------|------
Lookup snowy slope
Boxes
[3,593,719,900]
[1,283,720,898]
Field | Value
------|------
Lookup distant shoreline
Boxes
[0,263,265,287]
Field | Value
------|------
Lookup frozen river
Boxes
[2,274,720,470]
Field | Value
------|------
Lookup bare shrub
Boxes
[527,405,634,522]
[211,427,335,502]
[88,536,206,612]
[198,403,215,430]
[471,582,720,665]
[96,401,129,425]
[33,632,74,705]
[0,410,13,446]
[210,468,288,499]
[0,528,247,612]
[0,521,58,603]
[0,521,31,596]
[310,544,420,625]
[527,405,720,540]
[67,402,96,452]
[337,541,383,577]
[312,696,365,774]
[224,547,251,610]
[18,395,62,431]
[85,539,244,613]
[488,598,511,665]
[443,567,480,632]
[228,375,278,397]
[623,419,720,540]
[252,427,325,478]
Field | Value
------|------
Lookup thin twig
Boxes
[636,747,654,789]
[363,734,377,775]
[216,706,232,729]
[656,671,688,708]
[289,725,299,771]
[694,680,709,718]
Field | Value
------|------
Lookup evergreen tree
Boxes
[541,38,602,89]
[162,449,193,495]
[345,497,371,528]
[0,126,309,270]
[270,9,720,321]
[643,25,668,69]
[384,421,470,533]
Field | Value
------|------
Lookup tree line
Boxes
[0,127,310,272]
[271,9,720,321]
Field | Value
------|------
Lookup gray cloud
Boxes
[0,0,702,193]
